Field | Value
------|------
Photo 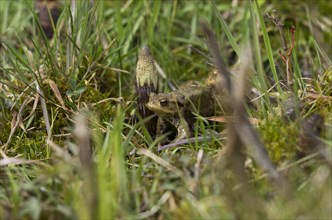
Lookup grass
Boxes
[1,0,331,219]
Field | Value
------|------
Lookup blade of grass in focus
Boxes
[254,0,284,96]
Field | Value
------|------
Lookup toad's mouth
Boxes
[146,103,176,115]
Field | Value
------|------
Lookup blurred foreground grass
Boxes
[0,0,331,219]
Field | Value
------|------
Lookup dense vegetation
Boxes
[1,0,331,219]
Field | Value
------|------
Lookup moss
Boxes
[259,115,299,164]
[0,120,11,145]
[9,131,48,160]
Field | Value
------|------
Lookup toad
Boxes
[146,74,228,144]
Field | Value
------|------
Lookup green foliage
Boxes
[259,116,298,163]
[0,0,331,219]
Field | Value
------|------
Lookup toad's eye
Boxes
[159,98,168,106]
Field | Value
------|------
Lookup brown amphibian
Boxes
[146,70,229,144]
[146,92,189,143]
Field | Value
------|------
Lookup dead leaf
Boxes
[207,116,259,125]
[45,79,67,110]
[24,92,40,121]
[2,99,29,151]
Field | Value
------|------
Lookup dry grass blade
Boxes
[158,133,226,151]
[201,22,279,217]
[154,60,177,91]
[2,98,29,152]
[72,111,98,220]
[35,81,51,138]
[24,92,40,121]
[235,48,283,183]
[135,191,171,219]
[201,22,285,186]
[266,10,288,52]
[236,116,281,181]
[188,149,204,194]
[0,157,39,166]
[91,97,124,107]
[0,149,48,167]
[45,79,67,110]
[200,21,232,93]
[207,116,259,125]
[137,148,184,178]
[73,111,92,167]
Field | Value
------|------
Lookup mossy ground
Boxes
[0,0,331,219]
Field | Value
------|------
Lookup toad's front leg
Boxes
[173,117,191,143]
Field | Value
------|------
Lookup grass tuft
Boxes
[0,0,331,219]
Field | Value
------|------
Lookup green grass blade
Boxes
[253,0,283,96]
[211,0,240,56]
[249,0,270,113]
